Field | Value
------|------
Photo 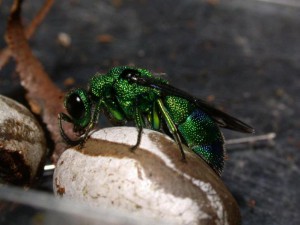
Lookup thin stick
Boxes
[44,164,55,171]
[225,132,276,145]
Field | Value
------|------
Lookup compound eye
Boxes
[66,92,86,120]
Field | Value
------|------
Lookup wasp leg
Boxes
[131,104,145,151]
[78,101,102,148]
[148,101,161,130]
[157,99,186,161]
[102,100,127,125]
[58,113,83,146]
[131,126,143,151]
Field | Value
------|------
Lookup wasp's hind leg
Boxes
[157,99,186,162]
[131,105,145,151]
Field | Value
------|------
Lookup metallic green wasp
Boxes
[59,66,254,175]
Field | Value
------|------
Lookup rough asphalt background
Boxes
[0,0,299,224]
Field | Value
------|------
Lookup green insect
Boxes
[59,66,253,175]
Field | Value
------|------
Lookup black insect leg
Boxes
[131,126,143,151]
[131,102,145,151]
[78,101,102,148]
[58,113,82,146]
[156,99,186,161]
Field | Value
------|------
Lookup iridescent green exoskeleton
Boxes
[59,66,254,175]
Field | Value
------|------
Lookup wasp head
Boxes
[64,88,92,133]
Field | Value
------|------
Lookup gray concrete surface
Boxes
[0,1,299,224]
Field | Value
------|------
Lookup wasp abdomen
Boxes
[178,109,225,174]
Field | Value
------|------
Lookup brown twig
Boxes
[0,48,11,69]
[0,0,54,69]
[5,0,69,163]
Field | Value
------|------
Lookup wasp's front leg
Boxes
[58,113,83,146]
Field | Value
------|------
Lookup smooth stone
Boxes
[0,95,47,186]
[53,127,241,225]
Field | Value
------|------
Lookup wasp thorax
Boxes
[120,68,140,82]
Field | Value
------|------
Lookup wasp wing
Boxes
[131,75,254,133]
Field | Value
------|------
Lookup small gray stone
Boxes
[54,127,241,225]
[0,95,47,186]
